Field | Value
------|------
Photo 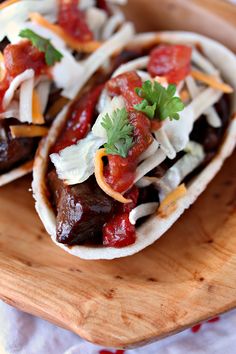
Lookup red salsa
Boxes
[103,186,139,247]
[51,84,104,154]
[103,72,154,247]
[4,40,46,77]
[148,44,192,84]
[58,0,93,42]
[0,40,47,111]
[104,71,152,193]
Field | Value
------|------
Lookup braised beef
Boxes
[47,170,114,245]
[0,119,37,174]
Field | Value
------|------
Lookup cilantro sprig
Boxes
[101,108,133,158]
[134,80,185,121]
[19,29,63,66]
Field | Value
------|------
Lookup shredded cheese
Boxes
[129,202,159,225]
[180,89,190,102]
[29,12,101,53]
[157,184,187,218]
[94,148,132,203]
[191,70,233,93]
[10,125,48,138]
[32,89,45,124]
[0,0,19,10]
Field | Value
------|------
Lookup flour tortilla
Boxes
[32,31,236,260]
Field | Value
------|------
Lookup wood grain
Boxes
[124,0,236,52]
[0,150,236,348]
[0,0,236,349]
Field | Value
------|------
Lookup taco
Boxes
[0,0,132,186]
[32,31,236,259]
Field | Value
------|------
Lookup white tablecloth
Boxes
[1,300,236,354]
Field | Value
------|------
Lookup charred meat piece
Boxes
[48,170,115,245]
[0,119,37,174]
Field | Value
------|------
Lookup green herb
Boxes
[19,29,63,66]
[134,80,185,121]
[101,108,133,158]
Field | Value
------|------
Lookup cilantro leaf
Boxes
[19,29,63,66]
[134,80,185,121]
[134,99,157,119]
[101,108,133,158]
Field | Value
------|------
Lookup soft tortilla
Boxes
[32,31,236,260]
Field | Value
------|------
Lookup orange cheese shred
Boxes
[32,89,45,125]
[29,12,101,53]
[10,125,48,138]
[94,148,132,204]
[191,70,233,94]
[0,0,19,10]
[180,89,190,102]
[157,183,187,218]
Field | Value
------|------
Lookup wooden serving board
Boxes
[0,0,236,349]
[0,152,236,348]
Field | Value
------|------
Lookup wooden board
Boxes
[0,0,236,349]
[124,0,236,52]
[0,152,236,348]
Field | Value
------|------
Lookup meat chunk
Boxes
[47,170,114,245]
[0,119,36,174]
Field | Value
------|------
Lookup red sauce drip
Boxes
[191,316,220,333]
[51,84,104,154]
[148,44,192,84]
[207,316,220,323]
[191,324,202,333]
[104,71,152,193]
[58,0,93,42]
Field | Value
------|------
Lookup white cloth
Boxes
[1,300,236,354]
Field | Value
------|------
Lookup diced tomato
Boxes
[147,44,192,84]
[103,213,136,247]
[107,71,143,110]
[3,40,46,78]
[51,84,104,153]
[0,41,47,111]
[58,0,93,42]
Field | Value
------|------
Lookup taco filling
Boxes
[45,39,233,248]
[0,0,132,182]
